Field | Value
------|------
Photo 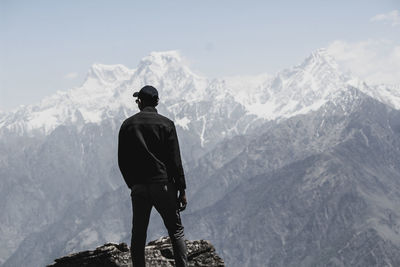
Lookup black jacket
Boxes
[118,106,186,190]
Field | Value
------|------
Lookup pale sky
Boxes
[1,0,399,111]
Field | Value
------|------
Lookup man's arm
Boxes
[166,122,187,211]
[118,125,132,188]
[166,122,186,190]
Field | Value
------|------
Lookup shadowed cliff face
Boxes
[47,237,224,267]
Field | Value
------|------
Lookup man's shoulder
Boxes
[155,113,175,125]
[150,113,176,129]
[121,111,175,128]
[121,113,139,127]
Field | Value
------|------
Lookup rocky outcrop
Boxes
[47,237,225,267]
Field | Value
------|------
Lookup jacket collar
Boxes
[141,106,158,113]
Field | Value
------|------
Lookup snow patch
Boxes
[175,117,190,130]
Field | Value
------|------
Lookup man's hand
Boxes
[178,190,187,212]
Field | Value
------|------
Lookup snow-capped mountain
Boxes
[0,63,133,135]
[229,48,400,120]
[6,85,400,267]
[1,49,398,138]
[0,51,214,137]
[1,49,400,266]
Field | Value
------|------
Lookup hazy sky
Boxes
[1,0,399,110]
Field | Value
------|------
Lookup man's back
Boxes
[118,106,186,189]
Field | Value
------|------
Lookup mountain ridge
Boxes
[5,86,400,267]
[1,49,398,137]
[1,49,400,266]
[184,88,400,266]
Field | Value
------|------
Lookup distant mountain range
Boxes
[1,49,400,266]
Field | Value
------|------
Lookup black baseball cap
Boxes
[133,85,159,100]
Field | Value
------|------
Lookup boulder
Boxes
[47,236,225,267]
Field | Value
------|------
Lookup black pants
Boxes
[130,182,188,267]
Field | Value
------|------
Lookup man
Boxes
[118,85,188,267]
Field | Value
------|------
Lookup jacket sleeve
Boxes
[118,124,133,188]
[166,122,186,190]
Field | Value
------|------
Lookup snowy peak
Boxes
[139,50,183,66]
[132,50,208,102]
[239,48,349,120]
[85,63,134,85]
[0,63,136,136]
[300,48,339,70]
[136,50,187,76]
[275,48,345,93]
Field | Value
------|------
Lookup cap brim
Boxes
[133,92,139,97]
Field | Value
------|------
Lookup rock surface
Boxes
[47,237,225,267]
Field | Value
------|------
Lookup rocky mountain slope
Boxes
[5,87,400,267]
[185,89,400,266]
[1,49,400,266]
